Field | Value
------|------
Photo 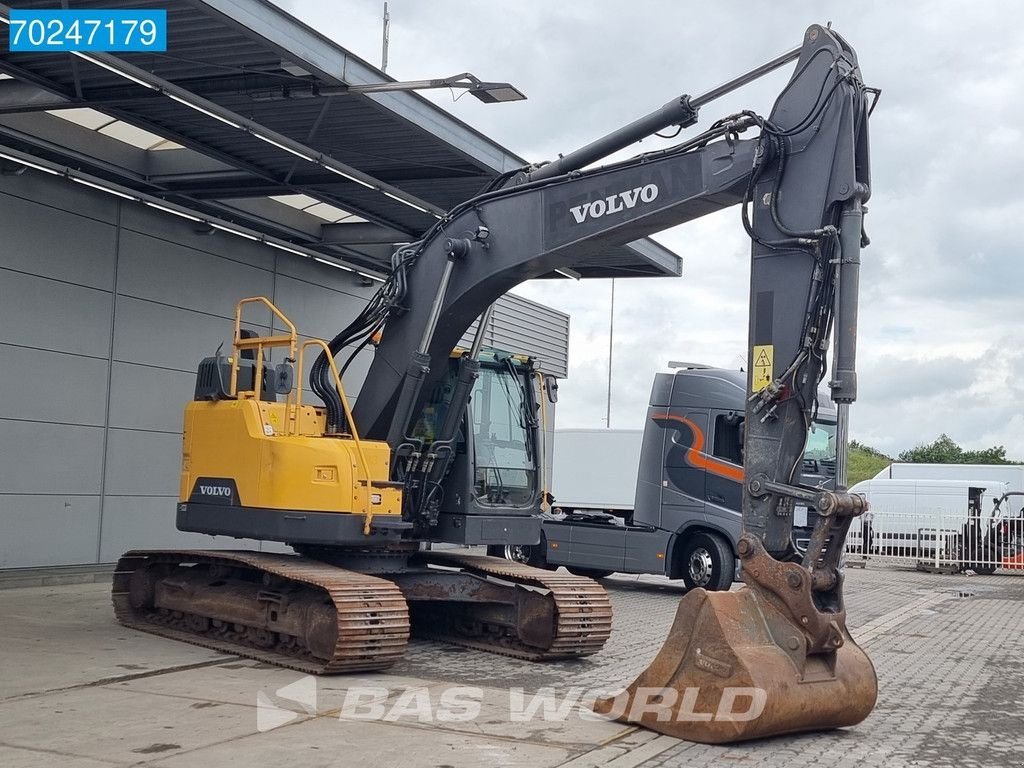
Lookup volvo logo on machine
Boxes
[189,477,240,505]
[199,485,232,497]
[542,161,696,249]
[568,183,660,224]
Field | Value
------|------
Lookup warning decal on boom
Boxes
[752,344,773,392]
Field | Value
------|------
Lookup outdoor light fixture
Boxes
[464,82,527,104]
[323,73,526,103]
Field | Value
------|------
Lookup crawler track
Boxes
[114,550,612,671]
[414,552,614,660]
[113,550,410,674]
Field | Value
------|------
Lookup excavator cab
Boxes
[409,350,544,541]
[466,353,540,507]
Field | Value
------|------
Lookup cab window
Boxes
[713,414,744,465]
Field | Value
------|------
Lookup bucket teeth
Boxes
[593,588,877,744]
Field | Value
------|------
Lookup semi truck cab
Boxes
[495,365,836,590]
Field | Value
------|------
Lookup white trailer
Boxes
[550,428,643,512]
[874,463,1024,515]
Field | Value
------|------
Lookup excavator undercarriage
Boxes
[114,550,410,674]
[115,548,612,673]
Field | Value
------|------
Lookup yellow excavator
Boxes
[114,24,877,742]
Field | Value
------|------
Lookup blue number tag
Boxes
[7,10,167,53]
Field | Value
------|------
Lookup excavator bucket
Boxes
[593,586,877,744]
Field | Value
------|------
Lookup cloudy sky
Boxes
[277,0,1024,459]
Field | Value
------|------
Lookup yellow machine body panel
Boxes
[180,399,401,516]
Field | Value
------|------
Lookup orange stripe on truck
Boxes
[652,412,745,483]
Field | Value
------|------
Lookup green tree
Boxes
[962,446,1010,464]
[897,434,1018,465]
[897,433,962,463]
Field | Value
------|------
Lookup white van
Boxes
[846,478,1009,556]
[875,464,1024,516]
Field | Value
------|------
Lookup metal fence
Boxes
[843,510,1024,574]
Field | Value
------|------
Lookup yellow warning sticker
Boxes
[752,344,773,392]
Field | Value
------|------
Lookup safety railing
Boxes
[295,338,376,530]
[229,297,378,529]
[230,296,297,402]
[844,508,1024,574]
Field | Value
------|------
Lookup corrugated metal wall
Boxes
[0,171,568,568]
[457,293,569,379]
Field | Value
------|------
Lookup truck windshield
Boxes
[805,420,837,461]
[470,362,536,506]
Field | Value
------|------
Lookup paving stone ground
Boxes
[643,569,1024,768]
[1,563,1022,767]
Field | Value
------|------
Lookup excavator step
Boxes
[113,550,410,674]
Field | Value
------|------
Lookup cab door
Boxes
[658,408,710,533]
[705,410,744,525]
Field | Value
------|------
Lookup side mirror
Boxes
[545,375,559,404]
[274,362,295,395]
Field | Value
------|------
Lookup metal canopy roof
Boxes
[0,0,680,278]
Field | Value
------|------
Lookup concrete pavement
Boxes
[1,565,1022,767]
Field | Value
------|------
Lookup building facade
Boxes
[0,170,568,568]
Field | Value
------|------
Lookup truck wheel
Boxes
[679,533,734,591]
[486,544,548,569]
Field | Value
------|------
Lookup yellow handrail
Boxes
[297,338,376,532]
[229,296,298,400]
[226,297,380,534]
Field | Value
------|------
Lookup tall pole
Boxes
[606,278,615,428]
[381,2,390,73]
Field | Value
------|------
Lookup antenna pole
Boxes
[381,2,390,72]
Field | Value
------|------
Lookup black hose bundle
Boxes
[311,241,423,433]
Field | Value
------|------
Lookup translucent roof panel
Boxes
[323,215,371,225]
[48,107,183,150]
[98,120,178,150]
[50,107,114,131]
[269,193,321,210]
[303,202,365,223]
[269,194,366,224]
